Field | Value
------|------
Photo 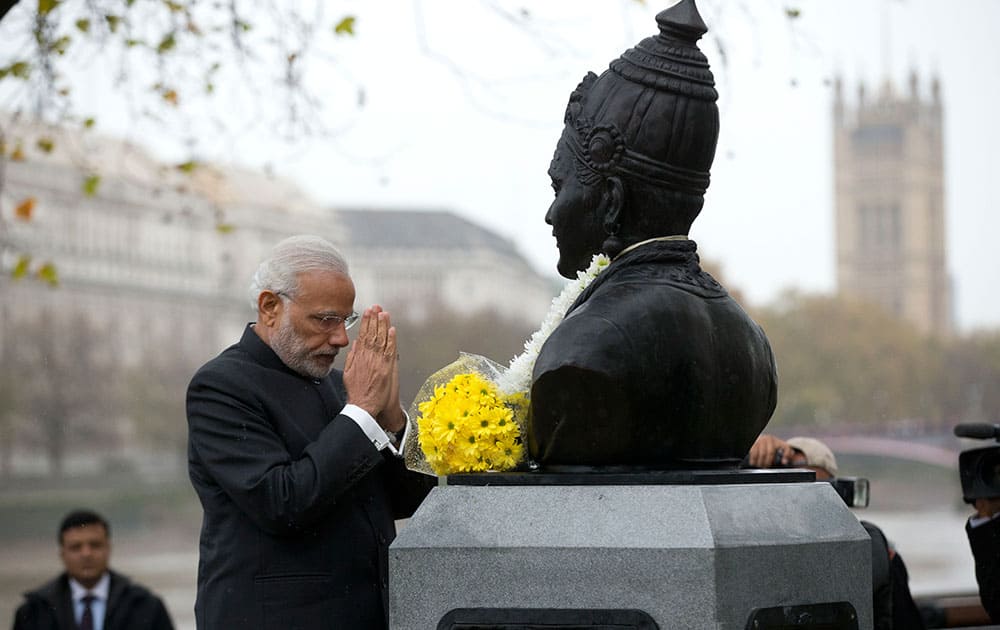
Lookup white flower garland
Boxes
[497,253,610,395]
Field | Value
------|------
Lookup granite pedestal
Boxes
[389,471,872,629]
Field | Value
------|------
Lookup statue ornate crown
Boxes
[559,0,721,197]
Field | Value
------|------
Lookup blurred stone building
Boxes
[0,120,554,475]
[833,73,952,337]
[335,208,552,323]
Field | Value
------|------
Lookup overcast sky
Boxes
[289,0,1000,332]
[5,0,998,331]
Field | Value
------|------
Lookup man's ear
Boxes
[601,176,625,232]
[257,291,282,326]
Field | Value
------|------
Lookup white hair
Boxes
[248,235,350,311]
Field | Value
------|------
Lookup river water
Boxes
[862,509,977,596]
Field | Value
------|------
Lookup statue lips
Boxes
[550,228,570,271]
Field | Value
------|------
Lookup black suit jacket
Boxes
[186,325,432,630]
[968,516,1000,622]
[12,570,173,630]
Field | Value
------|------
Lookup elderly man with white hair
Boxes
[186,235,433,630]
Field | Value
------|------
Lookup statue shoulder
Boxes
[533,306,634,381]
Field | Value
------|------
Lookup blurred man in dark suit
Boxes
[12,509,174,630]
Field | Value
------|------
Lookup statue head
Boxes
[546,0,720,278]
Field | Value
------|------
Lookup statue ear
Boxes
[601,176,624,233]
[601,176,626,257]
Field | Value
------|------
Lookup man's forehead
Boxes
[63,524,107,541]
[295,270,354,294]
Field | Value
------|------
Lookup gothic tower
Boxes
[833,73,951,337]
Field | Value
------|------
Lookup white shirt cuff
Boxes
[341,404,406,457]
[395,412,411,453]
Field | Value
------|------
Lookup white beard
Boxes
[269,313,336,379]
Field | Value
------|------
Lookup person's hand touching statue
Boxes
[343,305,406,434]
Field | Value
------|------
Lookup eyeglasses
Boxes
[276,292,360,332]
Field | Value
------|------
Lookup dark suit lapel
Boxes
[314,377,346,421]
[104,571,127,629]
[52,575,76,630]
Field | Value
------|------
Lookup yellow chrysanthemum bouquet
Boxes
[404,254,611,477]
[404,353,528,476]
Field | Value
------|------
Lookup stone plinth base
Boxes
[389,475,872,629]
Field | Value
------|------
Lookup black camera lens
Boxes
[981,451,1000,488]
[830,477,870,508]
[960,446,1000,503]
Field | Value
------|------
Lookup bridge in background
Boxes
[818,435,960,469]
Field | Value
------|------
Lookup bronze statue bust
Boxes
[529,0,777,469]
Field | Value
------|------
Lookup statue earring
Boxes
[602,220,625,259]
